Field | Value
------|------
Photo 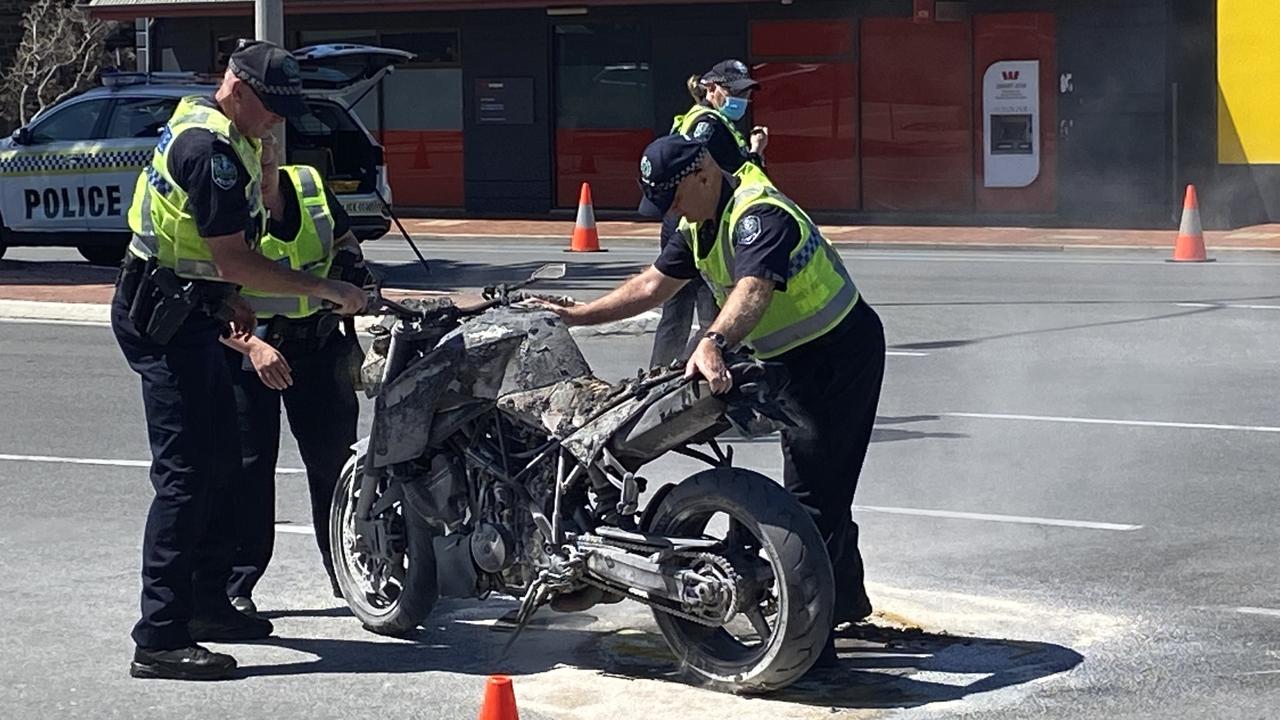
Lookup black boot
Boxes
[130,645,236,680]
[189,609,273,642]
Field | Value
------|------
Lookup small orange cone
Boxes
[1169,185,1213,263]
[478,675,520,720]
[567,182,605,252]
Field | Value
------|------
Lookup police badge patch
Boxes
[693,121,713,140]
[736,215,762,246]
[210,153,239,190]
[641,155,652,179]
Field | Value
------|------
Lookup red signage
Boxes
[913,0,934,23]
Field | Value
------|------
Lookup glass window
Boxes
[381,31,460,67]
[554,24,652,129]
[104,97,178,139]
[29,99,111,143]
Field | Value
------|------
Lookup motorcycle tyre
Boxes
[330,451,439,637]
[644,467,835,694]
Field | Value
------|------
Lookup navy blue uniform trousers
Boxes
[776,298,885,624]
[111,284,240,650]
[224,330,358,599]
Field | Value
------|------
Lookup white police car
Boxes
[0,44,412,265]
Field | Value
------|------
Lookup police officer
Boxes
[539,134,884,665]
[114,39,367,681]
[651,60,768,368]
[220,146,369,615]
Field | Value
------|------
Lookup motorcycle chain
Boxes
[574,538,743,628]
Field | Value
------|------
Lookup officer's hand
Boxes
[249,341,293,391]
[750,126,769,154]
[320,280,368,316]
[686,337,733,395]
[523,297,588,325]
[225,293,257,337]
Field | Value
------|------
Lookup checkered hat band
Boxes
[229,58,302,96]
[640,155,702,191]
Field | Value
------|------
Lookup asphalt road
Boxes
[2,242,1280,718]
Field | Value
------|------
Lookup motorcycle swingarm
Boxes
[581,538,722,607]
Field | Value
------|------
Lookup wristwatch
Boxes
[704,331,729,351]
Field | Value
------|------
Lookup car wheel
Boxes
[78,243,126,267]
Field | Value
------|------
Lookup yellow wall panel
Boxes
[1218,0,1280,164]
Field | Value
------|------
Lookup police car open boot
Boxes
[130,645,237,681]
[188,607,273,642]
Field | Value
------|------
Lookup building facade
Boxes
[87,0,1273,229]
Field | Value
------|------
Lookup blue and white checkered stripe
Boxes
[0,148,153,176]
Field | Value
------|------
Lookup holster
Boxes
[126,259,196,345]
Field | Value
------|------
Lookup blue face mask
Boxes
[720,96,750,121]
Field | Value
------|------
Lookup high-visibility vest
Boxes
[240,165,336,319]
[671,103,750,151]
[684,164,859,359]
[126,95,264,281]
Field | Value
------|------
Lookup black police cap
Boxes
[700,59,760,93]
[227,40,308,119]
[636,134,708,219]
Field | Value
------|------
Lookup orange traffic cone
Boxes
[478,675,520,720]
[1169,185,1213,263]
[567,182,605,252]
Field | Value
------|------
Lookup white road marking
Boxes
[275,524,316,536]
[886,350,929,357]
[0,452,305,473]
[1235,607,1280,618]
[945,412,1280,434]
[1175,302,1280,310]
[855,504,1143,531]
[0,317,109,327]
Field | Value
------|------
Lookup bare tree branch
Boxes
[1,0,122,128]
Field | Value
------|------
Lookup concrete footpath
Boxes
[399,217,1280,250]
[2,219,1278,328]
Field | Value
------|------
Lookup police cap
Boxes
[228,40,308,119]
[637,134,707,219]
[700,59,760,93]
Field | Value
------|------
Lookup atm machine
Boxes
[983,60,1040,188]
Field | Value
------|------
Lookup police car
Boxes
[0,44,412,265]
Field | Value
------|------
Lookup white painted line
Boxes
[886,350,929,357]
[0,452,305,474]
[855,504,1143,531]
[0,317,109,327]
[945,412,1280,434]
[843,253,1280,267]
[1235,607,1280,618]
[275,524,316,536]
[1176,302,1280,310]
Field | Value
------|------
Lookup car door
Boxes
[0,97,111,232]
[85,95,178,232]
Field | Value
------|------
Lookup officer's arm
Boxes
[207,233,350,300]
[552,266,687,327]
[704,277,774,347]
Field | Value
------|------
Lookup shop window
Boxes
[751,20,859,211]
[554,23,653,208]
[382,31,460,67]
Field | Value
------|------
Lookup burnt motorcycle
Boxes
[330,264,835,693]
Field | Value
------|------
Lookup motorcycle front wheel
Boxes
[645,467,835,694]
[330,451,439,636]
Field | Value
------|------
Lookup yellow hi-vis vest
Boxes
[126,96,264,281]
[240,165,336,319]
[671,104,749,150]
[684,164,859,359]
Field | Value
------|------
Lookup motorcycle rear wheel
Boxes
[330,451,439,636]
[645,467,835,694]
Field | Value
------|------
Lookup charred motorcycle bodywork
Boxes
[331,276,835,693]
